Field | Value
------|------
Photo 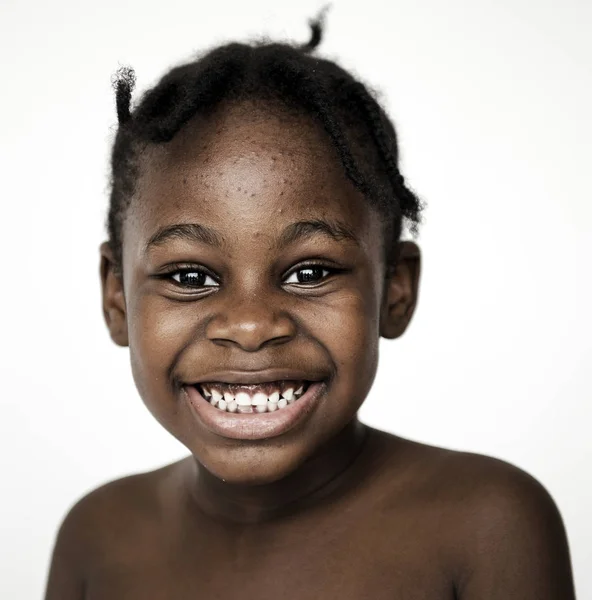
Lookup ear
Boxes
[379,241,421,339]
[99,242,129,347]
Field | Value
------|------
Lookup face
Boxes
[100,101,420,484]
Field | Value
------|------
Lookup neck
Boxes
[184,418,370,524]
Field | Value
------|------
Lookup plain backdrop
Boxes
[1,0,590,597]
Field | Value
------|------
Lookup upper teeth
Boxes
[252,392,268,405]
[198,380,308,410]
[235,392,252,406]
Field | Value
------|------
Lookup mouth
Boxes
[193,380,311,414]
[183,377,327,441]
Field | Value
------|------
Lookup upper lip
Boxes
[187,369,326,385]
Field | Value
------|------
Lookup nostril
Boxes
[209,334,294,352]
[205,311,297,352]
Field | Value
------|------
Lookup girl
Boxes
[44,15,575,600]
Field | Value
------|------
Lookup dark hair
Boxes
[107,13,423,270]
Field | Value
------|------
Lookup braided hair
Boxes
[108,14,424,270]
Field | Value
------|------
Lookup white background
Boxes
[1,0,590,597]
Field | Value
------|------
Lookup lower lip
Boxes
[183,382,326,441]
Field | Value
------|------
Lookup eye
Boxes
[169,269,218,288]
[284,265,334,285]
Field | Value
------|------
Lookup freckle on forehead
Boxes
[135,101,374,241]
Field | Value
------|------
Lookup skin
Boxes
[44,101,576,599]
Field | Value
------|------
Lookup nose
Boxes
[206,293,297,352]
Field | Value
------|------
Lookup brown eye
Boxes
[170,270,218,288]
[284,266,331,284]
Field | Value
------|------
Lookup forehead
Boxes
[126,101,381,252]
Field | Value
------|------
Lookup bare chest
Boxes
[84,518,455,600]
[86,569,452,600]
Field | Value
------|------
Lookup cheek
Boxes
[307,287,381,403]
[127,294,195,411]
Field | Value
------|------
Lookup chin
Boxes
[198,443,310,486]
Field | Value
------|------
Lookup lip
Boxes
[190,369,327,386]
[183,380,327,441]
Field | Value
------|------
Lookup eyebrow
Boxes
[145,223,226,252]
[144,218,360,253]
[277,219,360,248]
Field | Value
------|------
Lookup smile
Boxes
[195,380,310,413]
[183,377,326,441]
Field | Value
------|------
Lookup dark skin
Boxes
[44,101,576,599]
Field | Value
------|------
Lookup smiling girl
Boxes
[44,16,575,600]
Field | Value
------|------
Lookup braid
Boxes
[135,47,248,142]
[112,66,136,125]
[346,81,422,234]
[107,15,424,270]
[300,5,330,53]
[265,57,369,195]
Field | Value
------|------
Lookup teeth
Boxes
[252,392,268,406]
[200,380,314,413]
[235,392,251,406]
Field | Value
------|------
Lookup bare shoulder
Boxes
[57,458,185,546]
[368,429,576,599]
[441,447,576,598]
[43,457,188,600]
[370,428,569,524]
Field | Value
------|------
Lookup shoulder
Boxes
[372,430,567,521]
[61,458,187,546]
[435,447,568,544]
[45,458,187,596]
[430,446,569,547]
[373,432,575,599]
[447,451,575,598]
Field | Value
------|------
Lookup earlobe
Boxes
[379,241,421,339]
[99,241,129,347]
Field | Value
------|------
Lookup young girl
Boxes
[44,16,576,600]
